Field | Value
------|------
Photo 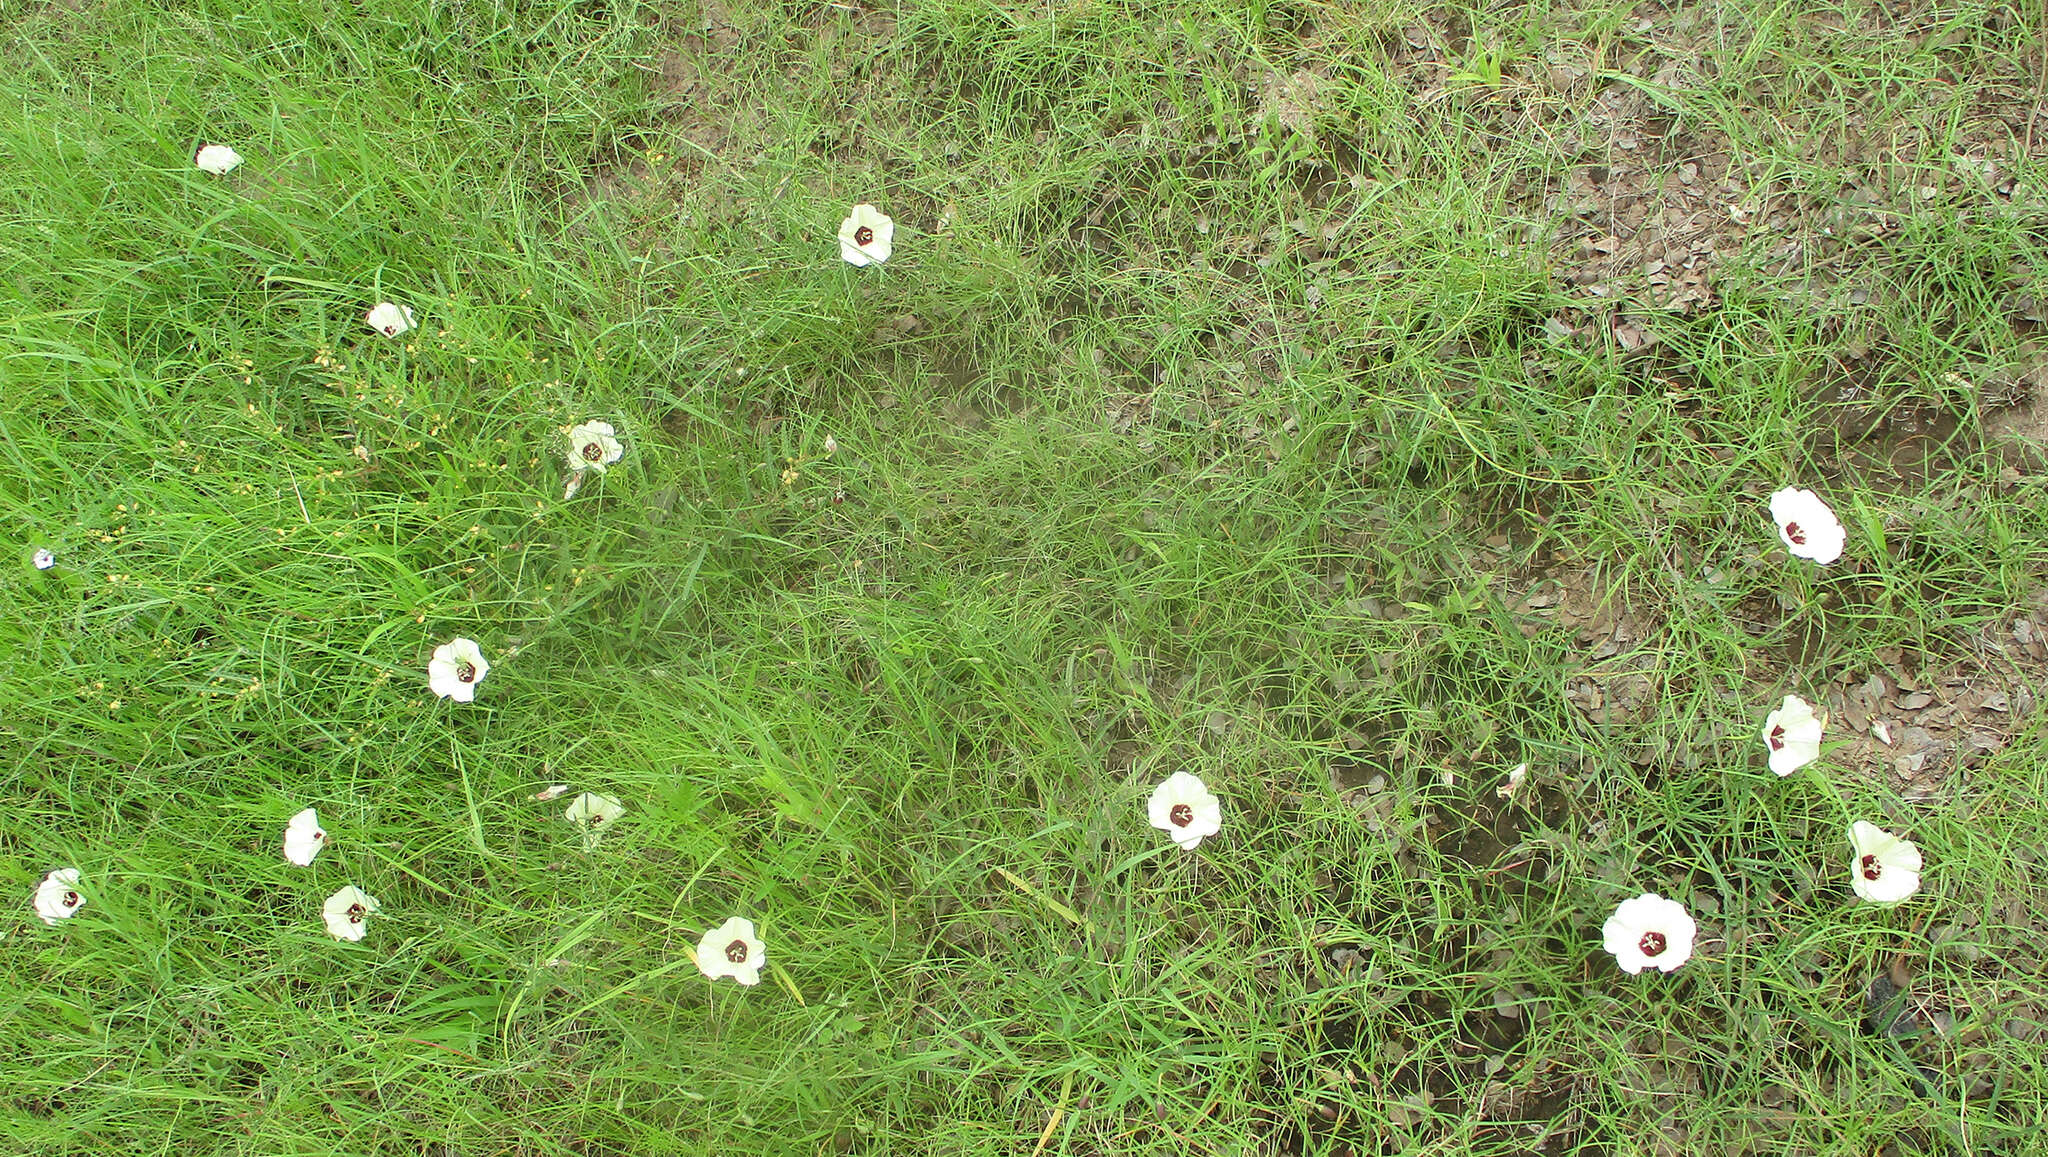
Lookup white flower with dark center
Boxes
[1769,487,1845,565]
[1762,694,1825,776]
[1601,892,1696,974]
[32,548,55,570]
[1849,821,1923,904]
[321,885,379,941]
[837,203,895,266]
[567,421,623,474]
[283,808,328,866]
[564,792,625,841]
[1146,771,1222,851]
[194,144,242,174]
[365,302,416,338]
[427,637,489,702]
[695,916,766,986]
[33,869,86,926]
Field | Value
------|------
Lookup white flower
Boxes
[1495,762,1529,802]
[532,784,572,802]
[1849,821,1923,904]
[564,792,625,841]
[365,302,416,338]
[283,808,327,866]
[321,885,380,941]
[696,916,766,985]
[1762,694,1825,776]
[194,144,242,174]
[33,869,85,926]
[566,421,624,473]
[837,203,895,266]
[427,637,489,702]
[1769,487,1845,564]
[1146,771,1223,851]
[1601,892,1697,974]
[32,548,55,570]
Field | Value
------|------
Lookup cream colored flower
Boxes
[1849,822,1922,904]
[427,637,489,702]
[33,868,85,926]
[837,203,894,266]
[283,808,327,866]
[1762,694,1824,776]
[1146,771,1222,851]
[1495,762,1529,802]
[32,548,55,570]
[321,885,379,941]
[566,421,624,473]
[1601,892,1696,974]
[1769,487,1845,564]
[695,916,766,985]
[565,792,625,841]
[194,144,242,174]
[365,302,416,338]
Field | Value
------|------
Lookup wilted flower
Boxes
[1762,694,1825,776]
[283,808,327,866]
[1495,762,1529,802]
[321,885,379,941]
[1146,771,1222,851]
[1769,487,1845,565]
[365,302,416,338]
[564,792,625,840]
[1602,892,1696,974]
[695,916,766,985]
[32,548,55,570]
[33,869,85,926]
[838,203,895,266]
[1849,821,1922,904]
[194,144,242,174]
[427,637,489,702]
[532,784,572,802]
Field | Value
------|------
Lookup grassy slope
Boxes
[2,0,2046,1154]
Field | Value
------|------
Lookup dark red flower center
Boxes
[382,323,399,336]
[347,903,366,924]
[1637,931,1667,957]
[62,891,79,907]
[1784,521,1806,545]
[581,440,604,462]
[1169,803,1193,827]
[725,939,749,964]
[456,662,476,683]
[589,813,604,826]
[1768,725,1786,751]
[854,225,875,246]
[1861,853,1880,881]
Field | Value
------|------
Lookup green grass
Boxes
[4,0,2047,1153]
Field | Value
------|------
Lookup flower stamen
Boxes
[62,891,80,908]
[724,939,750,964]
[580,440,604,462]
[1637,931,1667,957]
[456,662,477,683]
[1767,725,1785,751]
[1784,521,1805,545]
[1861,853,1880,881]
[1168,803,1193,827]
[347,903,365,924]
[853,225,875,246]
